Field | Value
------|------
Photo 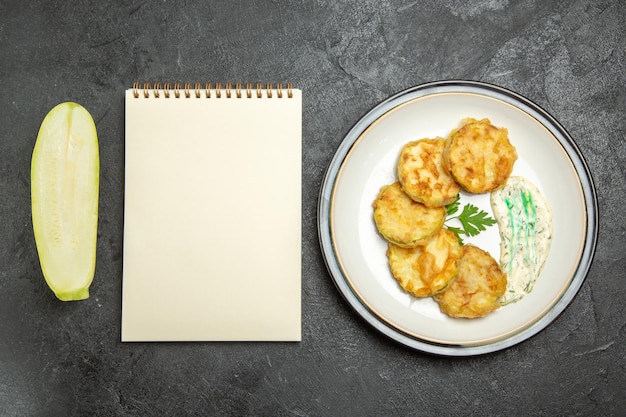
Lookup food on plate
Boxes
[373,182,446,248]
[31,102,100,301]
[370,117,538,319]
[442,118,517,193]
[387,228,462,297]
[397,137,460,208]
[434,245,507,318]
[444,195,497,245]
[491,176,553,305]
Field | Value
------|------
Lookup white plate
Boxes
[318,81,598,356]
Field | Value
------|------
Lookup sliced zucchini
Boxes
[31,102,99,301]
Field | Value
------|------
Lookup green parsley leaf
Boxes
[457,203,497,236]
[445,197,497,244]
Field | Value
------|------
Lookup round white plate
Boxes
[318,80,598,356]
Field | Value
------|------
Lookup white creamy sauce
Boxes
[490,176,553,305]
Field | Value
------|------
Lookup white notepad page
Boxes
[122,86,302,341]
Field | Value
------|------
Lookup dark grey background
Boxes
[1,0,624,416]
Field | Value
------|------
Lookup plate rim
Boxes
[317,80,598,356]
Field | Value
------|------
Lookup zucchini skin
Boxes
[31,102,99,301]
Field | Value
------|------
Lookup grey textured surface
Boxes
[1,0,625,416]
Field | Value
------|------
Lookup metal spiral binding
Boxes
[132,82,294,98]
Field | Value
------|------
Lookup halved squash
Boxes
[31,102,99,301]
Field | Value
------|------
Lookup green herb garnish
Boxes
[445,195,497,245]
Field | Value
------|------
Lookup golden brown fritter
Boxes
[434,244,507,318]
[372,182,446,248]
[387,228,462,298]
[442,118,517,193]
[397,138,461,208]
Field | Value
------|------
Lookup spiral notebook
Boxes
[122,82,302,342]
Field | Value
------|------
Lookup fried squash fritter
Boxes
[387,228,462,298]
[373,182,446,248]
[397,138,461,208]
[442,118,517,193]
[434,245,507,318]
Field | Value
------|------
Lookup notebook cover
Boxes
[121,86,302,341]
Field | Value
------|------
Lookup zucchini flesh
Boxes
[31,102,99,301]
